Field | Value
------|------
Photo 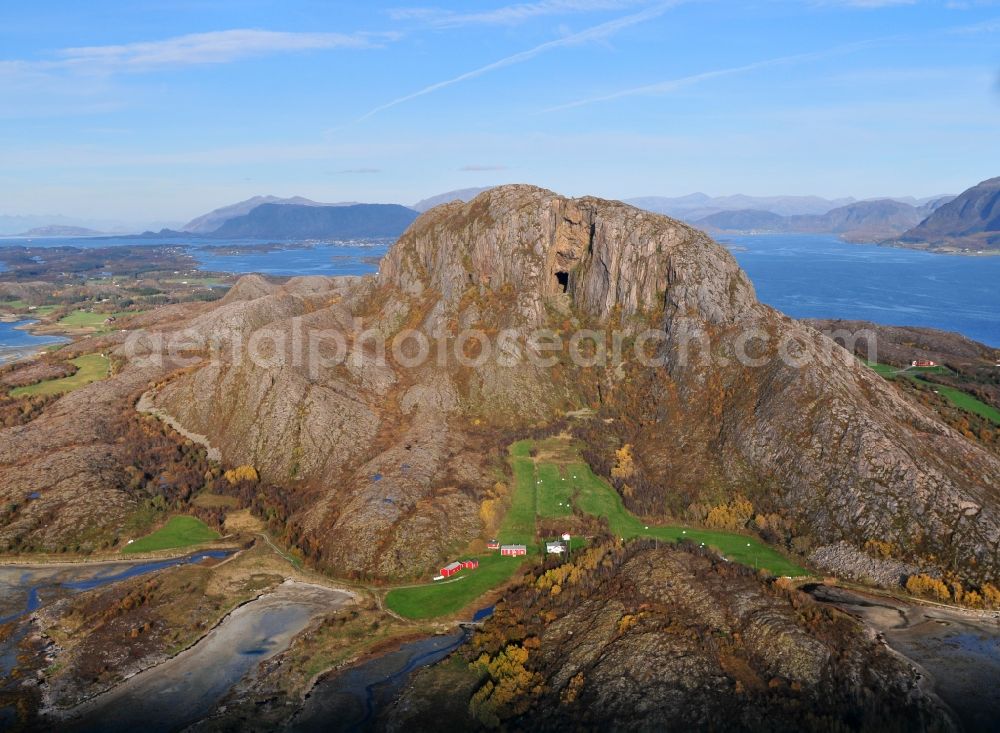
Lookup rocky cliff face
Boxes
[141,185,1000,581]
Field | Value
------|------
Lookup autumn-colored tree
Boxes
[617,614,639,634]
[611,444,635,480]
[705,496,754,531]
[469,644,542,727]
[963,590,983,607]
[863,539,897,559]
[905,573,951,601]
[224,465,259,484]
[560,673,585,704]
[982,583,1000,608]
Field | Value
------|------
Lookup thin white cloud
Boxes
[812,0,916,7]
[389,0,642,28]
[542,39,893,112]
[948,16,1000,32]
[543,14,1000,113]
[355,1,684,123]
[2,29,392,77]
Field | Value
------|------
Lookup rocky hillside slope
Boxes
[3,185,995,580]
[382,541,949,731]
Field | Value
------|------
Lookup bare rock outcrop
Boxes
[383,543,949,731]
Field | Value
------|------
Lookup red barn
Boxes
[487,539,500,550]
[501,544,527,557]
[440,561,463,577]
[462,559,479,569]
[912,359,937,367]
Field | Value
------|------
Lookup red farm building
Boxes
[501,544,527,557]
[440,561,463,577]
[462,559,479,569]
[912,359,937,367]
[487,539,500,550]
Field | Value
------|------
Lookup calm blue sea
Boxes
[0,320,67,363]
[722,234,1000,347]
[1,233,998,348]
[192,242,389,275]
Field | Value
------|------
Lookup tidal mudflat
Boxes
[808,584,1000,731]
[61,580,354,733]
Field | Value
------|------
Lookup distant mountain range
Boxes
[182,195,358,234]
[412,187,491,213]
[696,197,954,242]
[207,203,419,240]
[9,181,992,248]
[893,177,1000,252]
[168,188,962,244]
[625,193,860,220]
[14,225,106,238]
[0,214,179,237]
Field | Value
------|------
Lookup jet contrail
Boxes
[353,1,686,124]
[541,39,887,113]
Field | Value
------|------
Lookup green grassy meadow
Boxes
[385,442,540,619]
[386,437,806,619]
[57,309,139,330]
[866,361,1000,426]
[935,384,1000,425]
[864,360,899,378]
[123,515,220,554]
[10,354,110,397]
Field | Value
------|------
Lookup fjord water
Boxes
[189,234,1000,346]
[2,233,998,346]
[723,234,1000,347]
[192,241,390,275]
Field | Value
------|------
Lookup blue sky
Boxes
[1,0,998,223]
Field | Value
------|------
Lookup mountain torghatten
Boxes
[8,185,989,584]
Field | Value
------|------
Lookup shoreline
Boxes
[45,578,355,723]
[0,315,71,364]
[714,230,1000,256]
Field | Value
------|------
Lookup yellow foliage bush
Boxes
[705,496,754,531]
[469,644,541,727]
[560,673,585,704]
[905,573,951,601]
[536,563,578,591]
[480,498,502,534]
[617,614,638,634]
[611,444,635,480]
[223,465,258,484]
[864,539,897,559]
[963,590,983,607]
[983,583,1000,608]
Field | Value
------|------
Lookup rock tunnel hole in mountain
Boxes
[555,271,569,293]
